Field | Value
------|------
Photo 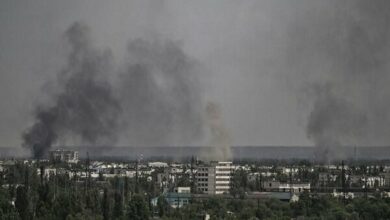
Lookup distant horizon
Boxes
[3,145,390,148]
[2,145,390,161]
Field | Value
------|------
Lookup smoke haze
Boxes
[119,39,203,146]
[284,1,390,161]
[1,1,390,161]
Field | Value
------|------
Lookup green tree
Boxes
[230,169,248,198]
[52,192,73,220]
[127,194,149,220]
[157,196,169,217]
[15,186,29,220]
[113,191,123,219]
[102,188,110,220]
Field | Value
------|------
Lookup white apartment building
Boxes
[196,161,235,194]
[215,161,235,194]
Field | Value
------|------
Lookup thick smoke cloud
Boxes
[120,39,203,146]
[23,22,205,158]
[22,22,121,158]
[285,1,390,162]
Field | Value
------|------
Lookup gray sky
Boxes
[1,0,388,148]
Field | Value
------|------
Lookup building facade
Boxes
[196,165,215,194]
[262,180,310,193]
[196,161,235,194]
[214,161,235,194]
[49,149,79,163]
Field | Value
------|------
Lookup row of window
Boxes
[198,183,209,186]
[215,173,231,177]
[171,199,189,205]
[215,183,230,187]
[216,168,233,172]
[197,178,208,182]
[197,173,209,176]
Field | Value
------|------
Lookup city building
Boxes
[49,149,79,163]
[174,187,191,193]
[148,162,168,168]
[196,161,235,195]
[318,172,338,186]
[151,188,191,208]
[164,192,191,208]
[157,167,176,188]
[262,180,310,193]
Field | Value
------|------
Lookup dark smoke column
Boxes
[22,22,120,158]
[22,109,58,158]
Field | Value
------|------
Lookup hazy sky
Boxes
[1,0,388,148]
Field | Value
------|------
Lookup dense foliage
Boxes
[1,161,390,219]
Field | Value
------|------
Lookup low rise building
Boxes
[319,172,338,186]
[151,189,191,208]
[174,187,191,193]
[148,162,168,168]
[262,180,310,192]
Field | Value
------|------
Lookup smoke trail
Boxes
[119,39,204,147]
[285,1,390,162]
[22,22,121,158]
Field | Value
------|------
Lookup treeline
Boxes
[0,162,154,220]
[2,162,390,219]
[170,192,390,220]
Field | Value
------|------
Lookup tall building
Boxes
[196,164,215,194]
[196,161,235,194]
[49,149,79,163]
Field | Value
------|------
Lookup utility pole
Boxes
[289,165,293,196]
[364,174,368,199]
[190,156,195,193]
[135,159,139,194]
[122,177,125,210]
[341,160,346,203]
[84,152,90,198]
[259,173,263,192]
[54,169,57,200]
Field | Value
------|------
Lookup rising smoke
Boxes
[119,39,204,147]
[285,1,390,162]
[22,22,121,158]
[204,102,232,161]
[23,22,206,158]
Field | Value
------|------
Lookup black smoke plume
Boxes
[286,1,390,162]
[23,22,204,158]
[22,22,121,158]
[120,39,203,146]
